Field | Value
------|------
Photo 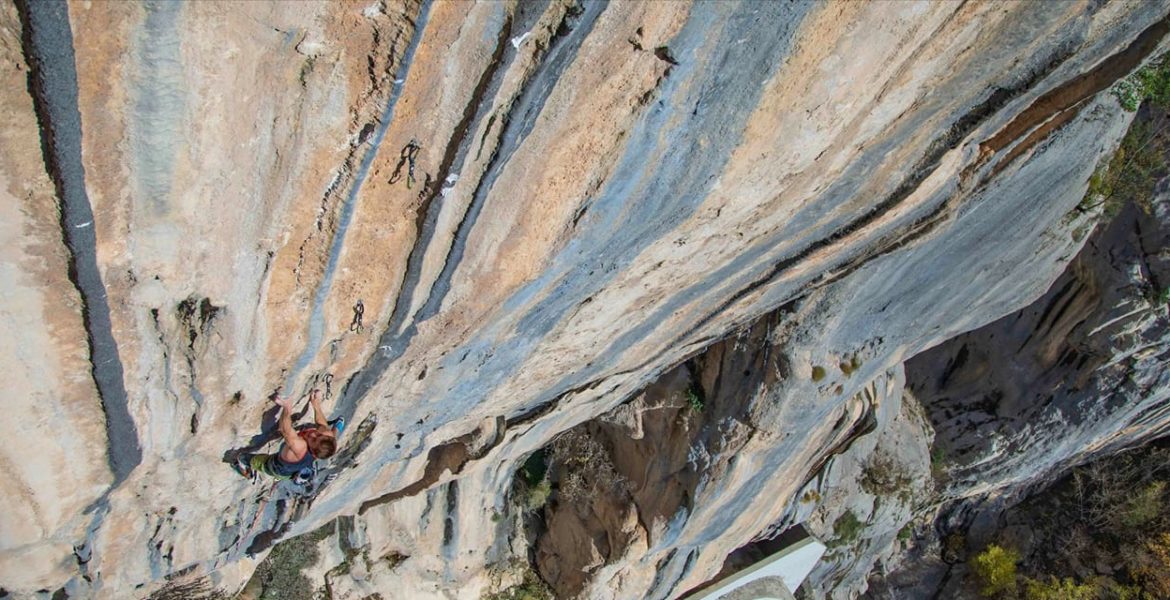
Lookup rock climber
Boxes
[234,387,339,481]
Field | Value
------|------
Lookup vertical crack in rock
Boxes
[285,0,435,392]
[481,1,818,418]
[343,1,817,437]
[412,0,607,324]
[442,480,458,553]
[983,14,1170,156]
[647,548,680,599]
[381,11,518,353]
[339,0,606,416]
[147,308,184,431]
[16,0,141,484]
[176,297,220,435]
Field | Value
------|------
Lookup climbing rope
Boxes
[349,299,365,334]
[389,140,421,189]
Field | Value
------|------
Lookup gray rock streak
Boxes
[17,0,140,486]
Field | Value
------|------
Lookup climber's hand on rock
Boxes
[273,395,294,411]
[309,387,329,427]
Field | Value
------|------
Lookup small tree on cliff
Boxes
[971,544,1020,598]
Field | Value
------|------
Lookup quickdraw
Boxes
[389,140,421,189]
[350,299,365,334]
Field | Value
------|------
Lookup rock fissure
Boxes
[983,13,1170,156]
[412,0,608,326]
[15,0,140,486]
[286,0,435,395]
[357,8,520,377]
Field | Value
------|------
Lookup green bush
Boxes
[247,525,333,600]
[954,446,1170,600]
[860,453,912,496]
[685,386,704,412]
[930,446,951,484]
[1083,119,1165,217]
[971,544,1020,598]
[518,450,547,487]
[1118,481,1166,529]
[523,479,552,511]
[513,450,552,512]
[827,510,865,548]
[1112,55,1170,112]
[1091,576,1145,600]
[1148,285,1170,307]
[1023,576,1095,600]
[484,564,554,600]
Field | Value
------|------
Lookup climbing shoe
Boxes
[232,456,257,483]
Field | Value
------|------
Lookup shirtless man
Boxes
[235,388,338,481]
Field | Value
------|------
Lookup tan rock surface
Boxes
[0,2,111,590]
[4,1,1170,598]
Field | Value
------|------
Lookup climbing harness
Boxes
[389,140,421,189]
[292,464,317,487]
[350,299,365,334]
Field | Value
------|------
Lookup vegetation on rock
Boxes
[484,562,554,600]
[971,544,1019,598]
[840,355,862,376]
[958,443,1170,599]
[148,579,228,600]
[685,385,704,412]
[549,429,626,505]
[516,450,552,512]
[859,452,913,499]
[1112,55,1170,112]
[241,524,333,600]
[828,510,865,549]
[1021,576,1096,600]
[1083,117,1167,218]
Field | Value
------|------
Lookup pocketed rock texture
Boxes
[4,0,1170,598]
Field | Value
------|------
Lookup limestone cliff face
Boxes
[3,0,1170,598]
[854,139,1170,600]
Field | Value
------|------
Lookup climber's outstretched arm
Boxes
[274,396,307,454]
[309,388,329,428]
